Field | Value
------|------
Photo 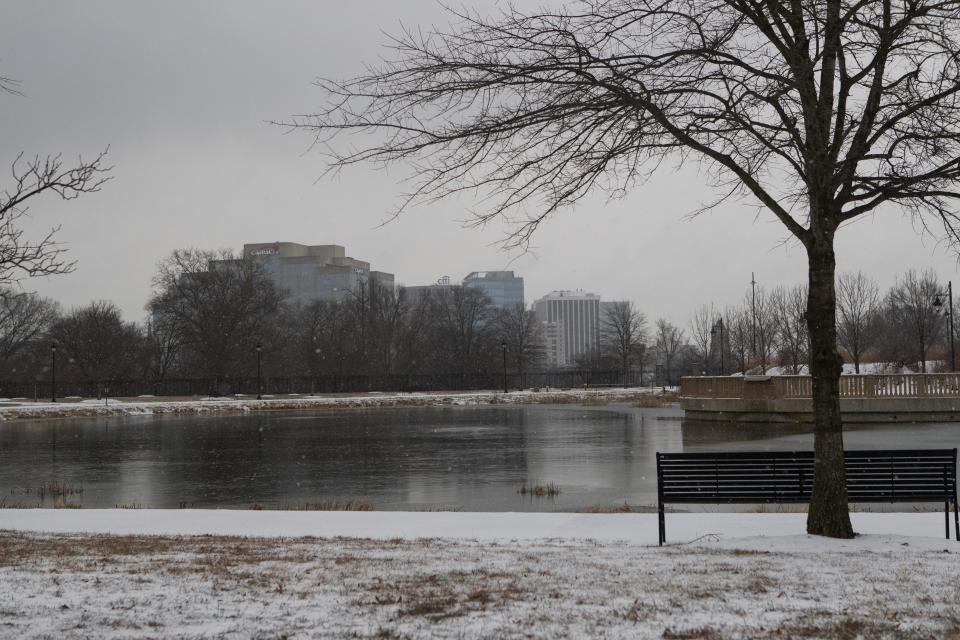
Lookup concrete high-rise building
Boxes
[534,290,601,368]
[539,320,567,369]
[241,242,394,304]
[462,271,524,309]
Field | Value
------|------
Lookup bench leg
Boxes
[658,504,665,546]
[947,502,950,540]
[954,499,959,542]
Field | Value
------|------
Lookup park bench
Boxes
[655,449,958,545]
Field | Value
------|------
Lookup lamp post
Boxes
[711,318,725,376]
[256,343,262,400]
[501,340,508,393]
[50,342,57,403]
[933,281,955,372]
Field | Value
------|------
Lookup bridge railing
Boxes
[681,373,960,399]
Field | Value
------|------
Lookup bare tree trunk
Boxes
[805,232,854,538]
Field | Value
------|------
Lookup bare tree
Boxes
[888,269,944,373]
[0,289,58,363]
[498,303,544,380]
[2,74,110,283]
[654,318,685,386]
[837,272,881,373]
[427,286,496,376]
[148,249,284,384]
[772,285,809,374]
[49,301,143,384]
[601,301,647,384]
[689,304,715,375]
[293,0,960,536]
[749,288,778,375]
[143,311,183,382]
[724,307,751,375]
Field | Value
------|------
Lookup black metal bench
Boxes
[656,448,958,545]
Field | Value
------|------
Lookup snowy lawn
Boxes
[1,512,958,638]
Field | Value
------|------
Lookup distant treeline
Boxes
[0,250,952,392]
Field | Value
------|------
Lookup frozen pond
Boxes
[0,404,957,511]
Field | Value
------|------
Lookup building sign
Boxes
[249,244,280,257]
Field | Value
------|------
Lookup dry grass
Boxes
[1,531,958,639]
[248,498,373,511]
[752,504,809,514]
[518,482,561,497]
[583,501,632,513]
[0,497,81,509]
[37,481,84,501]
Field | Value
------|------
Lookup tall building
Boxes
[242,242,394,304]
[539,320,567,370]
[462,271,524,310]
[534,290,601,368]
[405,275,456,303]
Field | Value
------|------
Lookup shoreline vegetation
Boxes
[0,386,677,422]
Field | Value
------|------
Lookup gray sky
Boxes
[3,1,958,327]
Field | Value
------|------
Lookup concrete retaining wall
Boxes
[681,396,960,423]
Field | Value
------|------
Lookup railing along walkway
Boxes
[681,373,960,400]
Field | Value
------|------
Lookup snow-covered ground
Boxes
[1,511,957,638]
[0,387,673,422]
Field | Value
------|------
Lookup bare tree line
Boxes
[683,269,956,377]
[0,258,952,389]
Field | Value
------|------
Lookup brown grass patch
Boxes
[662,627,723,640]
[766,616,903,639]
[583,501,632,513]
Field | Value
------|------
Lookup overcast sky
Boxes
[3,1,959,327]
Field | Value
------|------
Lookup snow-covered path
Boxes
[1,509,956,551]
[1,511,957,639]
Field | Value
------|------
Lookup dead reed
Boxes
[37,481,84,501]
[248,498,373,511]
[518,482,561,497]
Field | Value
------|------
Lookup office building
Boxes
[534,290,601,368]
[463,271,524,310]
[242,242,394,304]
[405,275,456,303]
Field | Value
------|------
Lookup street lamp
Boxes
[501,340,508,393]
[50,342,57,403]
[255,343,262,400]
[711,318,725,376]
[933,281,955,372]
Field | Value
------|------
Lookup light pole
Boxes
[50,342,57,403]
[711,318,725,375]
[256,344,262,400]
[933,281,955,372]
[501,340,508,393]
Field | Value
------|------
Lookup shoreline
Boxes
[1,509,953,546]
[0,386,676,422]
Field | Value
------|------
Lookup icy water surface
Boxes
[0,404,957,510]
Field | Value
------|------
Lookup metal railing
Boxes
[681,373,960,400]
